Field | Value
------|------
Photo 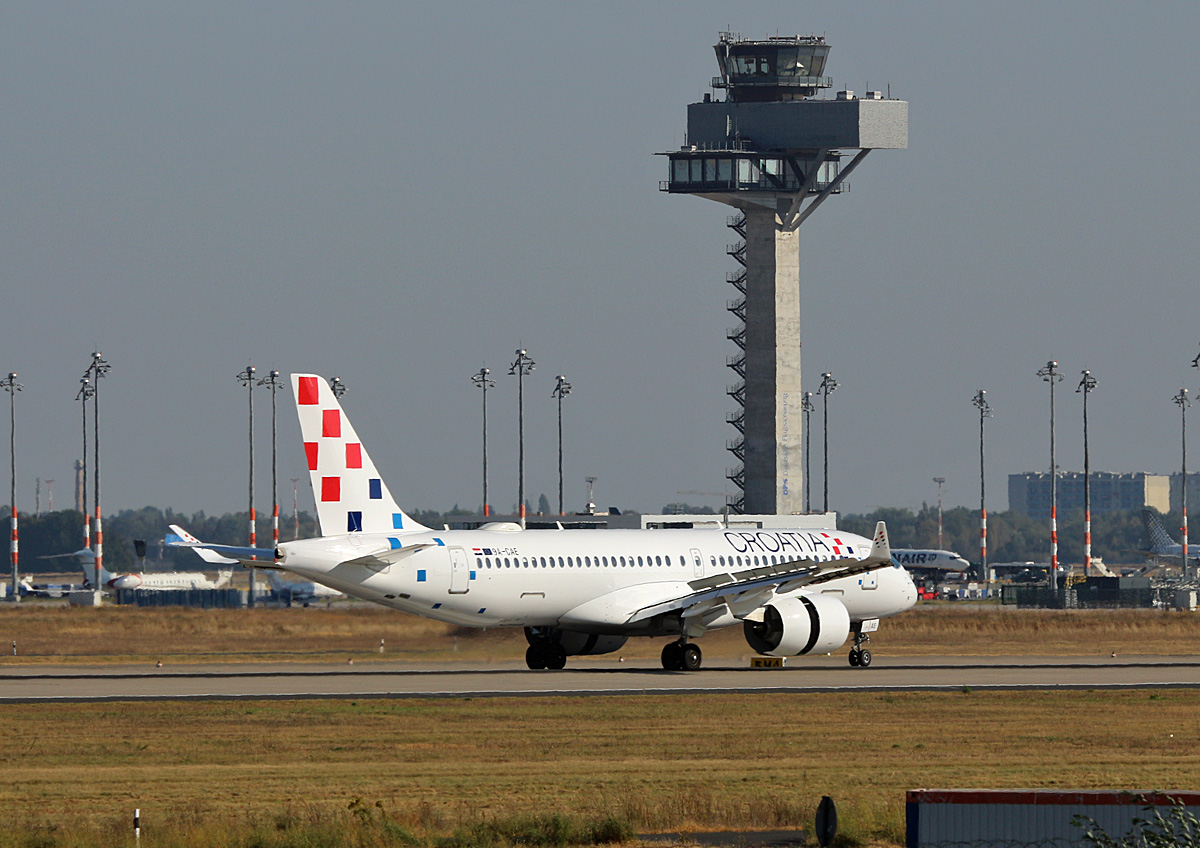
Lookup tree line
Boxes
[7,502,1169,575]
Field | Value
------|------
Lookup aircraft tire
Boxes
[661,642,683,671]
[848,649,861,667]
[858,649,872,668]
[546,643,568,670]
[681,643,702,671]
[525,644,548,670]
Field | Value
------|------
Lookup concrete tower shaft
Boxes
[661,33,906,515]
[742,206,801,513]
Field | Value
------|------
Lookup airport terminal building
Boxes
[1008,471,1170,519]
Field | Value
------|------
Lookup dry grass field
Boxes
[1,601,1199,664]
[1,690,1198,847]
[1,602,1198,846]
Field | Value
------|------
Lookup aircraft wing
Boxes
[565,522,893,629]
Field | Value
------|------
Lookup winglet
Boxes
[868,521,891,565]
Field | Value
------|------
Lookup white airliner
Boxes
[891,549,972,573]
[173,374,917,671]
[76,535,233,591]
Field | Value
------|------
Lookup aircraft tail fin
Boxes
[1142,509,1178,553]
[291,374,429,537]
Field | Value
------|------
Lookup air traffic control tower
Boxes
[660,33,906,515]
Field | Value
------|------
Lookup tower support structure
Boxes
[661,32,906,514]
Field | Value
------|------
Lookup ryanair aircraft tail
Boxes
[292,374,429,537]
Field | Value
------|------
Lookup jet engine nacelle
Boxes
[526,627,628,656]
[743,593,851,657]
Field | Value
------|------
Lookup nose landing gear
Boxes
[848,629,872,668]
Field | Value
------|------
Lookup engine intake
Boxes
[743,593,850,657]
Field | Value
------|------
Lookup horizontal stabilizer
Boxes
[165,525,272,564]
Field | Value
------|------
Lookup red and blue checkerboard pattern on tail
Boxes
[292,374,429,537]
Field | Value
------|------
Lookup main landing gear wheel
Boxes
[848,647,872,668]
[525,642,568,670]
[661,641,702,671]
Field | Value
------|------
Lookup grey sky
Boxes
[2,2,1197,522]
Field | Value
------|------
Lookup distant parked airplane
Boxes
[70,534,234,591]
[1140,509,1199,566]
[264,570,343,605]
[890,548,972,573]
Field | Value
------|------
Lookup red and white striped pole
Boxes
[237,366,256,607]
[1078,371,1097,577]
[1050,504,1058,579]
[1038,361,1062,590]
[3,372,23,603]
[972,389,991,586]
[90,353,110,584]
[1176,389,1190,578]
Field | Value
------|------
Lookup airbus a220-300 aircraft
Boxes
[176,374,917,671]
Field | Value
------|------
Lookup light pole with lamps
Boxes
[236,365,257,607]
[817,372,838,514]
[971,389,992,584]
[1036,360,1063,589]
[509,349,535,528]
[89,352,110,579]
[801,392,814,513]
[1077,371,1098,576]
[258,370,283,552]
[552,375,572,516]
[471,367,495,516]
[1,373,21,602]
[76,376,93,551]
[1175,388,1191,577]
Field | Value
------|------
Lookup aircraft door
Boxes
[860,570,878,590]
[449,548,470,594]
[691,548,704,579]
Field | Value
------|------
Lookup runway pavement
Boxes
[3,655,1200,702]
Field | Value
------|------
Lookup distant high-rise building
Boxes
[1168,472,1200,514]
[1008,472,1169,518]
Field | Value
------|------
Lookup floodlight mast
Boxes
[552,376,573,516]
[661,33,906,515]
[471,367,495,517]
[236,365,256,607]
[258,370,283,550]
[801,392,814,513]
[76,376,94,551]
[971,389,992,583]
[89,353,110,579]
[1175,388,1191,577]
[1037,361,1063,590]
[508,349,535,528]
[817,372,838,514]
[2,373,22,602]
[1077,371,1098,576]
